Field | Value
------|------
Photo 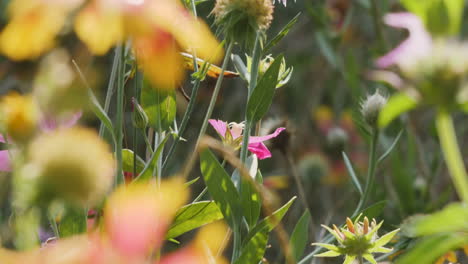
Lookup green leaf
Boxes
[379,92,418,128]
[377,130,404,164]
[402,203,468,237]
[234,226,269,264]
[315,31,339,69]
[233,155,261,228]
[166,201,224,239]
[246,54,283,122]
[199,149,242,228]
[396,233,468,264]
[134,133,171,181]
[141,79,176,131]
[87,88,117,146]
[58,207,86,238]
[342,152,363,196]
[122,149,145,174]
[244,196,296,244]
[314,250,341,257]
[355,200,387,220]
[373,228,400,248]
[460,101,468,112]
[231,54,249,82]
[184,177,200,187]
[263,13,301,54]
[291,210,311,261]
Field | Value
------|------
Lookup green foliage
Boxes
[58,207,86,238]
[378,92,418,128]
[233,226,269,264]
[246,54,284,122]
[263,13,301,54]
[166,201,224,239]
[121,149,145,175]
[290,210,311,261]
[199,149,242,228]
[342,152,363,196]
[141,79,176,131]
[400,0,465,36]
[134,133,171,181]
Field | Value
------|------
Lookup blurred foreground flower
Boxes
[0,179,228,264]
[375,12,468,111]
[75,0,223,88]
[209,119,285,159]
[0,93,39,143]
[27,127,114,206]
[313,216,400,264]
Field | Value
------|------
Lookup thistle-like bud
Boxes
[0,93,39,143]
[28,127,114,206]
[212,0,274,45]
[131,97,149,130]
[361,90,387,128]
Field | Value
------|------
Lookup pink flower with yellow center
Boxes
[209,119,285,160]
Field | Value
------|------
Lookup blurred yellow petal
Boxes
[0,93,39,142]
[135,33,184,89]
[146,1,223,64]
[75,4,123,55]
[0,8,66,60]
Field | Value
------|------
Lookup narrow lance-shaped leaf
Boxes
[166,201,223,239]
[342,152,363,196]
[141,79,176,131]
[246,54,283,122]
[199,149,242,228]
[134,133,171,181]
[263,13,301,54]
[233,226,269,264]
[290,210,311,261]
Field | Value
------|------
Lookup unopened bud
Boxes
[131,98,149,130]
[361,90,387,128]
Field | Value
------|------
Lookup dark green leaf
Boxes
[141,79,176,131]
[356,200,387,220]
[290,210,311,261]
[88,89,116,146]
[122,149,145,174]
[166,201,224,239]
[263,13,301,54]
[246,54,283,122]
[378,130,404,164]
[58,207,87,238]
[234,226,269,264]
[244,196,296,244]
[134,133,171,181]
[200,149,242,228]
[342,152,363,196]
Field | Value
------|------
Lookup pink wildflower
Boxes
[208,119,285,160]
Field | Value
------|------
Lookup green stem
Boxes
[99,47,121,138]
[370,0,387,52]
[194,41,234,148]
[115,44,125,185]
[353,128,379,217]
[435,110,468,203]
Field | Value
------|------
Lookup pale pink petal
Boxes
[40,112,82,132]
[249,127,285,144]
[376,12,432,69]
[208,119,227,138]
[248,142,271,160]
[0,150,11,172]
[0,134,5,143]
[158,247,204,264]
[61,111,82,128]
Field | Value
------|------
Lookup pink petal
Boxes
[376,12,432,69]
[208,119,227,138]
[248,142,272,160]
[0,134,5,143]
[40,112,82,132]
[0,150,11,172]
[249,127,285,144]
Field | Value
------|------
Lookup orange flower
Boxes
[75,0,223,88]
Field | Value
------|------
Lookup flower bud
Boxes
[360,90,387,128]
[131,97,149,130]
[212,0,274,45]
[0,93,39,143]
[28,127,114,206]
[246,54,293,88]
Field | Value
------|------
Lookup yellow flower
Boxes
[0,93,39,143]
[435,251,457,264]
[0,0,82,60]
[74,0,223,89]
